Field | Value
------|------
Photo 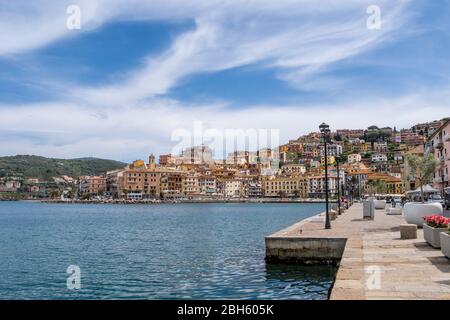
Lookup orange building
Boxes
[159,154,174,166]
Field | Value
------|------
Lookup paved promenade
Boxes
[270,203,450,299]
[334,204,450,299]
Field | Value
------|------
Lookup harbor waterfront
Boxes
[266,203,450,299]
[1,0,450,308]
[0,201,338,300]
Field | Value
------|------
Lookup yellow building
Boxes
[279,145,289,153]
[261,174,308,198]
[360,143,370,152]
[320,155,335,165]
[122,159,161,198]
[366,172,405,195]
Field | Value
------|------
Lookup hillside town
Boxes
[1,118,449,203]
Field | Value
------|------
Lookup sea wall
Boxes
[265,236,347,265]
[265,212,347,265]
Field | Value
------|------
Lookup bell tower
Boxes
[148,154,156,170]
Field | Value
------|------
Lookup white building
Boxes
[244,180,262,198]
[0,180,21,192]
[224,180,243,197]
[308,169,345,198]
[321,144,343,157]
[200,176,217,195]
[308,175,338,198]
[5,181,21,189]
[310,160,321,168]
[127,192,143,200]
[374,142,388,153]
[371,154,388,162]
[175,146,213,164]
[226,151,250,165]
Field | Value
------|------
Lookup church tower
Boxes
[148,154,156,170]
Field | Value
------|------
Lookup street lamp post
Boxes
[442,172,446,196]
[320,123,331,229]
[345,176,350,209]
[358,174,362,201]
[336,159,341,215]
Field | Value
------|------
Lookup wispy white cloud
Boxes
[0,0,103,56]
[70,0,412,104]
[1,88,449,160]
[1,0,412,103]
[1,0,445,160]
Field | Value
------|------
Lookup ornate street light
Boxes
[319,122,331,229]
[336,158,341,215]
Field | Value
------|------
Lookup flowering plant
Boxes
[423,215,450,228]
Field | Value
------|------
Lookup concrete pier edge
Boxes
[265,203,450,300]
[265,211,347,265]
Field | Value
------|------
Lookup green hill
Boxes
[0,155,127,181]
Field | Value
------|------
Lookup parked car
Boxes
[444,188,450,210]
[428,194,445,207]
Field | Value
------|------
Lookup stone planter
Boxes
[403,202,443,227]
[440,232,450,258]
[373,199,386,209]
[423,223,447,248]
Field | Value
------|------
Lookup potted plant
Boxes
[440,227,450,259]
[403,154,442,226]
[423,215,449,248]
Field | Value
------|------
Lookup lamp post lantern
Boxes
[319,122,331,229]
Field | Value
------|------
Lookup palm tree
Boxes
[406,154,440,203]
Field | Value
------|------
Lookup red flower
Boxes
[424,215,450,228]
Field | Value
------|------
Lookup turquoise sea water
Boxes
[0,201,337,300]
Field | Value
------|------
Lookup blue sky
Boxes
[0,0,449,162]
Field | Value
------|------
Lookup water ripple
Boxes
[0,202,335,300]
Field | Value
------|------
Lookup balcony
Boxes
[445,134,450,142]
[435,138,444,149]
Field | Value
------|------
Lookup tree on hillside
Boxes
[365,126,380,151]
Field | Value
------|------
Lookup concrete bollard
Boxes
[329,210,338,220]
[400,224,417,240]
